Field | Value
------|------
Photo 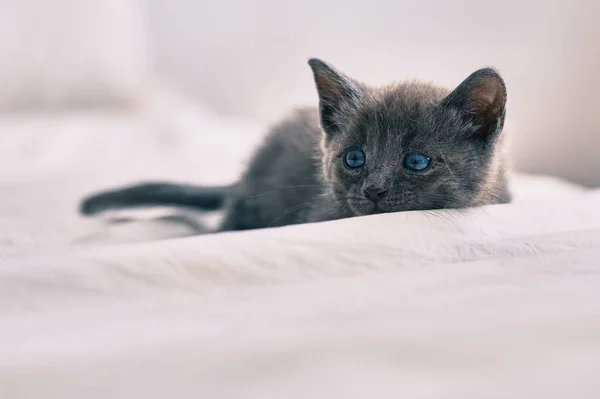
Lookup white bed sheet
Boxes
[0,103,599,398]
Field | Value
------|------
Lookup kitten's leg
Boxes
[216,198,259,232]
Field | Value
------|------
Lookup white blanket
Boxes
[1,104,599,398]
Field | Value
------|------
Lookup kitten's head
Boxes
[308,58,510,216]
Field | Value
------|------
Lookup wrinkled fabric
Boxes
[0,108,599,399]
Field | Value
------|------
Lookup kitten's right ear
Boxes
[308,58,364,136]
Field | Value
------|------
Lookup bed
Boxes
[1,92,599,398]
[2,1,600,396]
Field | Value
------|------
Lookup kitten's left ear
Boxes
[308,58,364,137]
[442,68,507,141]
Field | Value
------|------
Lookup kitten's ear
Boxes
[441,68,507,141]
[308,58,364,136]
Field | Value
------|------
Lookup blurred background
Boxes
[1,0,599,186]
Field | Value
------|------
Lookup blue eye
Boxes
[403,152,431,172]
[344,148,366,169]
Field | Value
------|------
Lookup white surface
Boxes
[0,0,150,109]
[0,98,599,398]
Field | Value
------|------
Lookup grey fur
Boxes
[79,58,510,232]
[80,183,232,215]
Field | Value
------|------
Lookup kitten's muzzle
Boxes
[363,186,388,203]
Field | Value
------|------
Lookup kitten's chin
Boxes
[348,197,406,216]
[348,200,385,216]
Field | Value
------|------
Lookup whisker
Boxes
[427,210,460,229]
[267,198,325,227]
[248,185,321,199]
[422,211,433,229]
[423,210,447,226]
[322,121,344,131]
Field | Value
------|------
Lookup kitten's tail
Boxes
[79,182,234,216]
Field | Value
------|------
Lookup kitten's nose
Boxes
[363,186,388,203]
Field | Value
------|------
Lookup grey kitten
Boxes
[80,58,510,232]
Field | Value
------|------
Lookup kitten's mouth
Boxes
[371,203,394,215]
[348,199,391,216]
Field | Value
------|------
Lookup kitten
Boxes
[80,58,510,232]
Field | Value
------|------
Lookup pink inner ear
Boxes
[315,74,335,96]
[313,71,349,109]
[471,77,505,116]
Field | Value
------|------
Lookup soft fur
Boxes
[80,58,510,232]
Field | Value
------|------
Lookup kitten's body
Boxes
[219,108,337,230]
[80,59,511,232]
